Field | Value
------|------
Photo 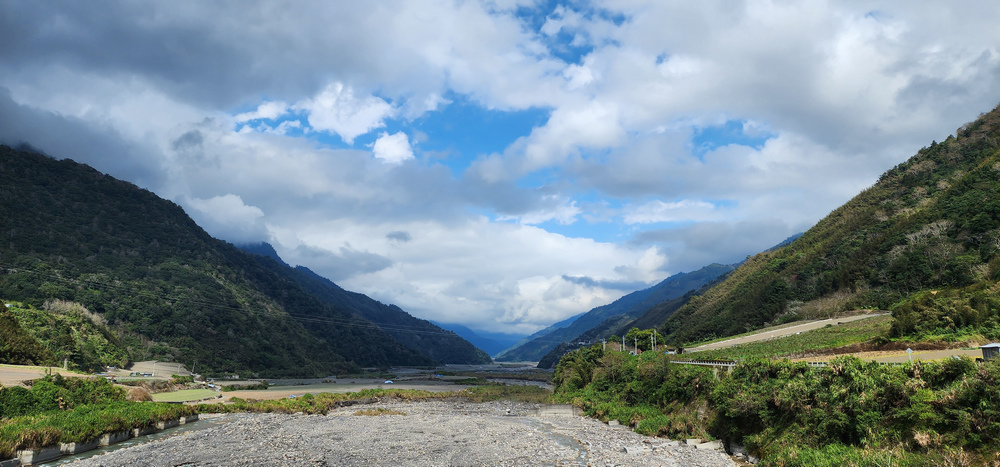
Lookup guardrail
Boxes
[671,359,924,369]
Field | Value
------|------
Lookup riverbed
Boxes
[64,400,735,466]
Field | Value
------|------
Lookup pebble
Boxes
[65,400,735,466]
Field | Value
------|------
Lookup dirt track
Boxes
[685,313,889,353]
[0,364,83,387]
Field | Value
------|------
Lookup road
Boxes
[0,363,84,387]
[685,313,889,353]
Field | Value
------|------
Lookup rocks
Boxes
[696,440,723,450]
[65,401,735,467]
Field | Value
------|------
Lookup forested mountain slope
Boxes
[663,105,1000,345]
[0,145,433,376]
[236,246,491,365]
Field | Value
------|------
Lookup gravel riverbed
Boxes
[66,400,736,466]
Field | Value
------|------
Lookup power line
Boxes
[0,264,469,338]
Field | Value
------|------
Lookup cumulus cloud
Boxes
[294,82,395,144]
[183,194,268,244]
[371,131,414,164]
[1,2,999,335]
[234,101,289,123]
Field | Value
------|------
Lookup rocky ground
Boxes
[67,400,736,466]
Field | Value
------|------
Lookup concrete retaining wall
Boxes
[11,417,189,466]
[99,430,132,446]
[156,419,179,430]
[16,446,61,465]
[133,426,157,437]
[60,439,99,454]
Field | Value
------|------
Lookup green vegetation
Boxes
[0,305,53,366]
[552,347,717,440]
[2,300,130,372]
[0,374,194,458]
[149,389,217,403]
[661,105,1000,347]
[691,315,893,361]
[0,145,450,376]
[220,381,269,391]
[553,345,1000,466]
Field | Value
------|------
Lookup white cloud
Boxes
[371,131,414,164]
[293,218,665,333]
[2,1,1000,336]
[623,199,722,224]
[497,195,581,225]
[234,100,289,123]
[294,82,395,144]
[183,194,267,244]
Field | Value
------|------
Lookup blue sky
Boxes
[1,1,998,335]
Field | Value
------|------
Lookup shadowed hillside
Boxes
[0,145,434,376]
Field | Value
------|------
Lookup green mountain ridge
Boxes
[0,145,491,375]
[661,104,1000,345]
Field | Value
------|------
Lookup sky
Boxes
[1,1,999,336]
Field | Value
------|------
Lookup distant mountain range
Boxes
[431,322,525,358]
[496,263,735,363]
[0,145,489,376]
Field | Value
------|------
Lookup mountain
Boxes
[494,312,582,360]
[432,322,524,357]
[0,145,436,376]
[661,104,1000,345]
[235,246,492,365]
[495,263,734,362]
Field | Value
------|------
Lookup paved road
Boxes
[685,313,889,353]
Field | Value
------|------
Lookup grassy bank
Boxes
[0,374,194,458]
[553,345,1000,466]
[195,384,551,415]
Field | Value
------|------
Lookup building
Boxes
[982,343,1000,361]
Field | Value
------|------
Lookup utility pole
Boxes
[634,336,638,354]
[622,335,625,352]
[653,329,657,349]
